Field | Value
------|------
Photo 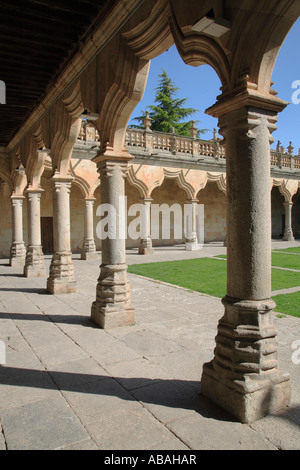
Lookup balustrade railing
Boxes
[76,120,300,171]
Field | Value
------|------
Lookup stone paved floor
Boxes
[0,242,300,450]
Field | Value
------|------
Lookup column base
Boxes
[201,362,291,423]
[91,263,135,329]
[200,295,291,423]
[81,239,98,260]
[139,238,154,255]
[185,242,201,251]
[47,278,77,294]
[283,230,295,241]
[81,251,99,260]
[91,302,135,329]
[47,251,76,294]
[10,242,26,267]
[24,246,46,277]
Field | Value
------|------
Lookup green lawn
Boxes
[273,247,300,254]
[273,291,300,318]
[216,252,300,270]
[128,254,300,318]
[128,258,227,298]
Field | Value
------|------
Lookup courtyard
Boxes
[0,241,299,450]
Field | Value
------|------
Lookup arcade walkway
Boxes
[0,243,299,450]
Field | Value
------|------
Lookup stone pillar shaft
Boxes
[201,105,291,423]
[10,196,26,266]
[81,198,97,260]
[24,189,46,277]
[91,157,135,329]
[139,198,154,255]
[47,176,76,294]
[185,199,200,251]
[283,202,294,241]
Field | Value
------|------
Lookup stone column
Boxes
[185,199,200,251]
[81,197,98,260]
[91,156,135,329]
[283,201,295,241]
[201,104,291,423]
[24,189,46,277]
[10,196,26,266]
[47,175,76,294]
[139,198,154,255]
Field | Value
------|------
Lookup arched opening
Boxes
[150,178,187,247]
[125,179,143,250]
[0,179,12,257]
[70,183,85,254]
[40,175,54,254]
[129,44,221,142]
[270,17,300,153]
[271,186,285,239]
[197,181,226,243]
[292,189,300,238]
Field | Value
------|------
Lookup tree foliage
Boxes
[130,69,207,137]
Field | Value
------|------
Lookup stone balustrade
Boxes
[76,120,300,172]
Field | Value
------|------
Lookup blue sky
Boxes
[129,18,300,154]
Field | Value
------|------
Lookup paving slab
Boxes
[0,242,300,450]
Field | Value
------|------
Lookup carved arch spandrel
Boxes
[50,81,85,176]
[207,172,227,195]
[94,47,150,157]
[127,164,165,198]
[273,178,299,203]
[169,14,231,86]
[70,158,99,199]
[11,162,27,197]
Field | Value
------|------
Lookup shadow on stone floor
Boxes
[0,287,48,294]
[0,311,95,327]
[0,365,235,422]
[1,365,299,427]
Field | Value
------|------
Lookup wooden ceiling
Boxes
[0,0,114,148]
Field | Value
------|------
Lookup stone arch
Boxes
[163,168,196,200]
[71,177,89,199]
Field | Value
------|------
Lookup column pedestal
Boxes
[202,296,290,423]
[91,263,135,329]
[47,252,76,294]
